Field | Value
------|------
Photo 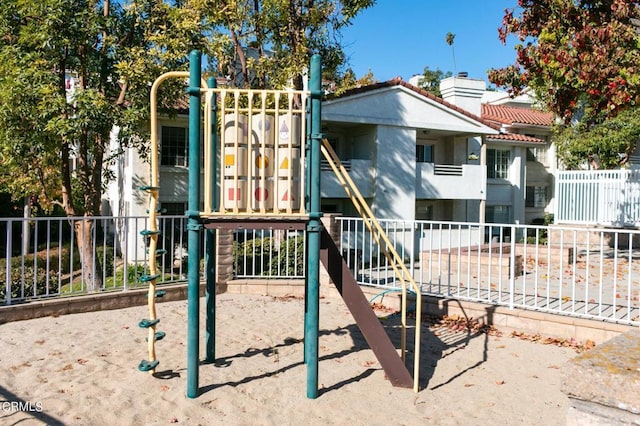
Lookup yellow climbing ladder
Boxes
[320,139,422,393]
[138,71,210,373]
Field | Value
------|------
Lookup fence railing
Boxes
[337,217,640,326]
[1,215,189,304]
[3,215,639,327]
[0,215,304,305]
[556,169,640,226]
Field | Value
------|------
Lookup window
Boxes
[416,145,434,163]
[161,202,186,215]
[526,186,548,208]
[161,126,187,166]
[487,149,510,179]
[415,200,434,220]
[486,205,510,223]
[527,146,547,163]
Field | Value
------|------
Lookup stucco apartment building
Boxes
[104,74,555,255]
[320,75,554,225]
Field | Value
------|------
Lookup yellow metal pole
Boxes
[320,139,422,392]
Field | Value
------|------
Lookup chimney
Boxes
[439,74,485,116]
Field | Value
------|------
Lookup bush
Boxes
[0,262,59,302]
[267,235,305,276]
[233,237,274,276]
[233,235,305,277]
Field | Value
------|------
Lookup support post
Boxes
[305,54,322,399]
[205,76,217,363]
[186,50,202,398]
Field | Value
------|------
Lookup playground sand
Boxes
[1,293,579,425]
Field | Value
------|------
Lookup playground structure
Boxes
[138,51,423,398]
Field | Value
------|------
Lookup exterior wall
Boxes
[372,125,416,221]
[513,146,526,224]
[104,127,149,262]
[440,76,486,116]
[415,163,485,200]
[486,145,527,225]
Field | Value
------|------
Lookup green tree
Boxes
[445,32,456,74]
[0,0,209,290]
[488,0,640,168]
[209,0,375,90]
[415,66,452,96]
[488,0,640,124]
[554,107,640,169]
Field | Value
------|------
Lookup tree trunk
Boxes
[22,197,31,256]
[74,218,104,292]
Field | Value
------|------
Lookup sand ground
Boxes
[1,293,581,425]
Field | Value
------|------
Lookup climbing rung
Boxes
[140,229,161,236]
[138,359,159,372]
[146,331,166,342]
[139,185,160,191]
[140,274,160,283]
[155,290,166,298]
[138,318,160,328]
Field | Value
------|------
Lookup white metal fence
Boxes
[0,215,303,305]
[2,215,639,327]
[556,169,640,226]
[338,217,640,326]
[1,216,188,304]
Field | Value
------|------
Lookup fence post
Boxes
[5,220,12,305]
[509,225,516,310]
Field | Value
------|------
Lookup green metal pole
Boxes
[205,76,217,363]
[303,74,312,366]
[305,54,322,399]
[186,50,202,399]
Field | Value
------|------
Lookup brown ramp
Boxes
[320,228,413,388]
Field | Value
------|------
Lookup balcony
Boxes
[416,163,485,200]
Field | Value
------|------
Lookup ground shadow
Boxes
[197,324,377,397]
[194,299,497,397]
[378,298,495,391]
[0,384,64,426]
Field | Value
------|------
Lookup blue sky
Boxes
[341,1,521,84]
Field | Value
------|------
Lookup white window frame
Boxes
[526,186,548,208]
[487,148,511,179]
[160,126,188,167]
[416,144,434,163]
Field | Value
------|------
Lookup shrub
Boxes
[0,262,59,302]
[233,235,305,277]
[267,235,305,276]
[233,237,274,276]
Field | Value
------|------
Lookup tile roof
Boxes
[481,104,554,126]
[329,78,502,131]
[486,133,547,145]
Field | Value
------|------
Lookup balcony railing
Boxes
[433,164,463,176]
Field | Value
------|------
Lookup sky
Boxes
[341,1,521,84]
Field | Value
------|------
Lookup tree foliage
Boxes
[0,0,210,290]
[210,0,375,89]
[488,0,640,124]
[554,107,640,169]
[415,66,453,96]
[0,0,208,215]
